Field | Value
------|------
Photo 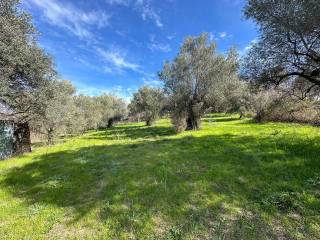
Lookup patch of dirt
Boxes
[47,221,98,240]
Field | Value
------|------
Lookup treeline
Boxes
[0,0,127,145]
[1,0,320,147]
[30,80,127,144]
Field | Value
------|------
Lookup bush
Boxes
[171,110,187,133]
[249,87,320,125]
[250,89,281,123]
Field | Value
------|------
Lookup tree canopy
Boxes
[0,0,56,122]
[243,0,320,93]
[159,33,241,132]
[129,86,164,126]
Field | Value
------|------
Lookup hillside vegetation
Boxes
[0,115,320,239]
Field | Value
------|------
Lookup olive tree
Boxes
[97,94,127,129]
[242,0,320,92]
[0,0,56,152]
[129,86,164,126]
[159,33,240,132]
[74,95,102,130]
[36,80,77,145]
[0,0,56,122]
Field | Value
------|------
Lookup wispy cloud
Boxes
[148,34,171,52]
[76,81,137,102]
[239,38,258,56]
[148,42,171,52]
[135,0,163,28]
[219,32,228,38]
[209,32,217,41]
[106,0,130,6]
[143,78,163,87]
[28,0,110,40]
[167,35,175,40]
[95,47,141,74]
[142,73,163,87]
[208,32,232,41]
[105,0,163,28]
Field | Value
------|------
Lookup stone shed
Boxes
[0,100,31,159]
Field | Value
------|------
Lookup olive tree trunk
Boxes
[146,118,155,126]
[186,103,202,130]
[186,116,201,130]
[107,118,114,128]
[47,128,54,145]
[13,122,32,154]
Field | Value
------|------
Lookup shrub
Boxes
[171,110,187,133]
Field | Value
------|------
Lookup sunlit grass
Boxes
[0,114,320,239]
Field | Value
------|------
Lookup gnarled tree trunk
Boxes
[47,128,54,145]
[186,103,202,130]
[13,122,31,154]
[186,116,201,130]
[146,118,155,126]
[107,118,114,128]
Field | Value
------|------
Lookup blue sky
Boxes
[23,0,257,100]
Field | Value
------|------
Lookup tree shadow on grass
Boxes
[202,117,241,123]
[83,124,175,141]
[1,131,320,238]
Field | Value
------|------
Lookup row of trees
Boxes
[31,80,127,144]
[1,0,127,146]
[129,0,320,132]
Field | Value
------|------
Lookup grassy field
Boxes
[0,114,320,239]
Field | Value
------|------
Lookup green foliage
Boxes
[159,33,243,132]
[74,95,102,130]
[0,0,56,121]
[30,81,128,144]
[1,115,320,239]
[96,94,127,128]
[34,80,79,144]
[243,0,320,89]
[129,86,164,126]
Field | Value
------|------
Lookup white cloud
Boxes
[148,43,171,52]
[74,57,100,71]
[219,32,227,38]
[106,0,130,6]
[148,35,171,52]
[143,78,163,87]
[107,0,163,28]
[239,38,258,56]
[75,81,137,102]
[96,47,141,74]
[142,73,163,87]
[135,0,163,28]
[28,0,110,40]
[209,32,218,41]
[76,82,114,96]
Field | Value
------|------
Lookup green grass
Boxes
[1,114,320,239]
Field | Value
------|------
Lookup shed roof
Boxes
[0,100,16,121]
